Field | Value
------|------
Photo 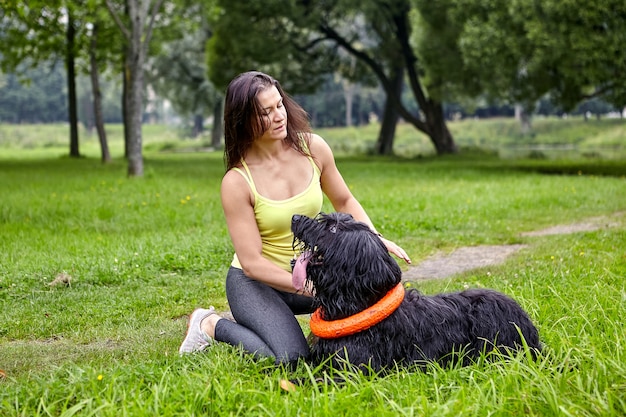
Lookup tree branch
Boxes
[104,0,130,41]
[318,23,391,92]
[392,11,429,113]
[318,20,428,133]
[144,0,165,47]
[580,83,616,101]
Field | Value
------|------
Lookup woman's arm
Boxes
[309,134,411,264]
[221,170,305,292]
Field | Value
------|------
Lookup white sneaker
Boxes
[179,307,215,354]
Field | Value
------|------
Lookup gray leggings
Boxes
[214,267,315,365]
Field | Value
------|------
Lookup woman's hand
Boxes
[380,237,412,264]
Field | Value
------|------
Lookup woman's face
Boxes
[256,86,287,142]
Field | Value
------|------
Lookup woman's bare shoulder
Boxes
[308,133,332,155]
[221,168,250,193]
[308,133,335,167]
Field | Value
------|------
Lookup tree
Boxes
[1,1,83,156]
[78,1,126,163]
[88,22,111,162]
[65,7,80,157]
[1,1,126,161]
[105,0,165,177]
[414,0,626,116]
[207,0,458,155]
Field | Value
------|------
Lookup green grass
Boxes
[1,120,625,415]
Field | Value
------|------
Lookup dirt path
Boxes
[403,212,624,281]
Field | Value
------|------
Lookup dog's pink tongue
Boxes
[292,252,309,291]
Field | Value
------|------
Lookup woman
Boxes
[179,71,411,365]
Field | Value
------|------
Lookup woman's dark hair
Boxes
[223,71,312,171]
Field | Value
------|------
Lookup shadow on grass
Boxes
[392,151,626,178]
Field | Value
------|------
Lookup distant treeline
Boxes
[0,62,621,128]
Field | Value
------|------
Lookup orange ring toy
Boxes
[309,283,405,339]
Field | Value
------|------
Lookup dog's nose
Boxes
[292,214,302,224]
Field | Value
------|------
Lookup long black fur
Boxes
[291,212,541,372]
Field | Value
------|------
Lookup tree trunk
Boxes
[375,66,403,155]
[318,5,457,156]
[118,0,146,176]
[392,4,457,155]
[515,104,532,134]
[424,100,457,154]
[193,114,203,138]
[122,59,130,158]
[106,0,165,176]
[66,12,80,158]
[126,41,144,177]
[211,98,223,148]
[343,80,354,127]
[89,24,111,164]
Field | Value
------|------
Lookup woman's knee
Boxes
[275,349,309,368]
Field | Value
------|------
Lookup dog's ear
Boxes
[323,211,353,223]
[317,212,355,229]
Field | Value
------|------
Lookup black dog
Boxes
[291,212,541,372]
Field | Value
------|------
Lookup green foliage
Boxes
[411,0,480,102]
[1,122,626,415]
[0,1,64,70]
[0,63,67,123]
[413,0,626,110]
[147,18,220,123]
[206,0,335,93]
[1,0,121,75]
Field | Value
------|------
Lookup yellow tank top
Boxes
[230,156,323,272]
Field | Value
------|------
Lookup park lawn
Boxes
[0,124,625,415]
